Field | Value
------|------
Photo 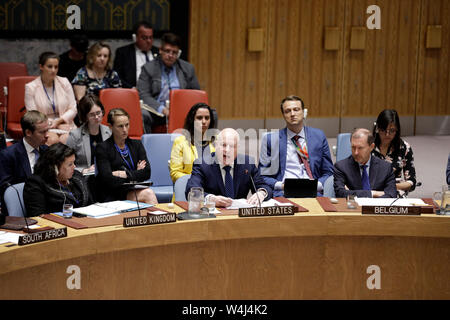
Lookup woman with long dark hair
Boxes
[169,102,217,183]
[24,143,92,216]
[372,109,417,196]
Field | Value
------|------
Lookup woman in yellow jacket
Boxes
[169,103,216,183]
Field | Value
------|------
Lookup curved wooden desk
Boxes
[0,199,449,299]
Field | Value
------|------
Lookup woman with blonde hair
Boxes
[72,41,121,101]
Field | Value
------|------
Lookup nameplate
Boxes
[18,227,67,246]
[123,213,177,228]
[238,206,295,217]
[361,206,421,216]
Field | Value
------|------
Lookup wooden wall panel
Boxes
[190,0,269,119]
[416,0,450,115]
[342,0,421,117]
[265,0,345,118]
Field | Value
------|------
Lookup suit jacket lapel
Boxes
[351,158,363,189]
[213,163,226,196]
[280,128,287,176]
[18,141,31,175]
[81,124,91,166]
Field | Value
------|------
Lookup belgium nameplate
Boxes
[361,206,421,216]
[18,227,67,246]
[123,213,177,228]
[238,206,295,217]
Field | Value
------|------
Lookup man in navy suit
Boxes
[113,21,159,89]
[333,128,397,198]
[0,110,49,214]
[186,128,272,207]
[259,95,334,197]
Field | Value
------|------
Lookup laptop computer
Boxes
[284,178,318,198]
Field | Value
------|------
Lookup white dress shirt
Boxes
[23,138,38,174]
[135,46,154,83]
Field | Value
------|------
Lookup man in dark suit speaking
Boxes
[333,128,397,198]
[186,128,272,207]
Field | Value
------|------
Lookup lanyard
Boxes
[41,78,56,114]
[114,143,135,171]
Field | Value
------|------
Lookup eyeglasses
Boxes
[88,111,103,118]
[139,36,153,41]
[161,48,179,57]
[379,128,397,135]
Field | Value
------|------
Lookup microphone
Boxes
[7,182,31,232]
[122,166,142,216]
[245,169,262,209]
[122,165,137,183]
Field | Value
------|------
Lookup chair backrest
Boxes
[0,63,28,109]
[6,76,36,124]
[99,88,144,139]
[336,133,352,162]
[141,133,181,186]
[4,183,26,217]
[174,174,191,201]
[168,89,208,133]
[323,175,336,198]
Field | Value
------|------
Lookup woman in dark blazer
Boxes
[66,94,111,174]
[24,143,92,216]
[95,108,157,204]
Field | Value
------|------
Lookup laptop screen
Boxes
[284,178,318,198]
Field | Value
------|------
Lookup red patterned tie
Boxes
[293,135,314,179]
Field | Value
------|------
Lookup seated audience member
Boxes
[334,128,397,198]
[113,21,158,89]
[447,153,450,186]
[23,143,92,217]
[169,102,216,183]
[95,108,157,204]
[137,32,200,133]
[259,95,333,197]
[72,42,121,101]
[66,94,111,174]
[0,111,49,214]
[186,128,272,207]
[372,109,417,197]
[58,33,89,82]
[25,51,77,144]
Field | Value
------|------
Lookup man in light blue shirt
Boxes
[137,33,200,133]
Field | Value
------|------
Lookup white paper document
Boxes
[73,200,153,218]
[0,232,21,245]
[226,198,293,210]
[355,198,427,207]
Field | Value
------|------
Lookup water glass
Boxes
[346,194,357,209]
[63,204,74,219]
[205,198,215,214]
[434,185,450,215]
[188,187,204,214]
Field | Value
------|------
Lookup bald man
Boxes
[333,128,397,198]
[185,128,272,207]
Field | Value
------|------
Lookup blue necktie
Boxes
[33,148,40,162]
[361,164,371,190]
[142,51,149,62]
[224,166,234,198]
[159,67,172,103]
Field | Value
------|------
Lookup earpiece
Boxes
[177,49,182,59]
[303,108,308,119]
[55,165,59,176]
[132,33,136,42]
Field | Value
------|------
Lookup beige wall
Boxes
[189,0,450,134]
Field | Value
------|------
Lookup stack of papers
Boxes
[226,198,292,210]
[0,231,20,245]
[72,200,153,218]
[355,198,427,207]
